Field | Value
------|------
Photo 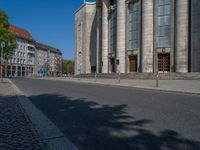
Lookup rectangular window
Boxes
[127,1,140,50]
[109,11,117,54]
[158,26,170,37]
[156,0,171,47]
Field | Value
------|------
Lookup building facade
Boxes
[75,0,200,74]
[75,2,97,75]
[4,25,62,77]
[35,42,63,77]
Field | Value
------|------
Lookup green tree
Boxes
[0,10,17,60]
[62,60,74,74]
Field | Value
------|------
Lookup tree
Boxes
[0,10,17,60]
[0,10,17,77]
[62,60,74,75]
[55,54,63,76]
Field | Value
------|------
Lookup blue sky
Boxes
[0,0,95,60]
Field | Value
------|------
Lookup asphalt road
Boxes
[11,78,200,150]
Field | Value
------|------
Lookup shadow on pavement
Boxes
[29,94,200,150]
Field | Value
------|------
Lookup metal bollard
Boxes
[118,71,121,84]
[156,71,159,88]
[94,72,97,82]
[79,70,81,80]
[79,74,81,80]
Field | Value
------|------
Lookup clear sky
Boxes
[0,0,95,60]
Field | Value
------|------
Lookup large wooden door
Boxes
[129,55,137,72]
[158,53,170,72]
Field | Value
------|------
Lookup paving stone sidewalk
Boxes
[42,77,200,95]
[0,79,47,150]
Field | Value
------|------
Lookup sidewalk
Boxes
[0,79,47,150]
[43,77,200,95]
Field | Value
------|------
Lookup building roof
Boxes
[36,42,62,55]
[9,25,62,56]
[9,25,35,42]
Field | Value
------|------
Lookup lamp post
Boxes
[1,42,5,82]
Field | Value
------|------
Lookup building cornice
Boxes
[74,1,96,15]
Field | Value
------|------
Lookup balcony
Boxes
[27,46,35,55]
[27,50,35,55]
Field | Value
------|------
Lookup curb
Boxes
[39,78,200,96]
[8,79,79,150]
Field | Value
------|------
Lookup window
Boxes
[109,11,117,54]
[127,1,140,50]
[156,0,172,47]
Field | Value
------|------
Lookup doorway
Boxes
[110,58,116,73]
[129,55,137,72]
[158,53,170,72]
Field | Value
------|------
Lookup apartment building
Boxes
[5,25,62,77]
[35,42,63,77]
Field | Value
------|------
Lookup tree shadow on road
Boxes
[29,94,200,150]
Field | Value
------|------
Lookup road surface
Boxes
[11,78,200,150]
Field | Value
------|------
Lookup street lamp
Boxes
[1,42,5,82]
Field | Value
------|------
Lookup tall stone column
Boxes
[175,0,189,72]
[116,0,126,73]
[96,6,101,73]
[141,0,154,72]
[102,0,109,73]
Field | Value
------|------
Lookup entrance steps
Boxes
[75,72,200,80]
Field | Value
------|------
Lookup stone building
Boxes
[35,42,63,77]
[75,0,200,74]
[4,25,62,77]
[74,2,97,75]
[8,25,36,77]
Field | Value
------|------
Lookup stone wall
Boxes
[75,3,96,74]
